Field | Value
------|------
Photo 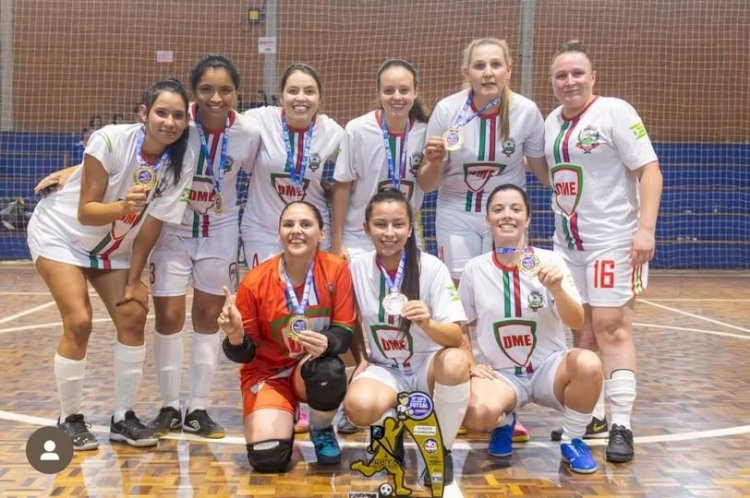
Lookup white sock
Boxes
[593,384,606,420]
[495,411,514,428]
[113,341,146,422]
[54,353,86,420]
[606,369,636,429]
[153,330,183,411]
[188,330,220,413]
[433,381,470,449]
[561,407,593,441]
[309,408,338,430]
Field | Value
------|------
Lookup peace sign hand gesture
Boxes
[218,286,244,343]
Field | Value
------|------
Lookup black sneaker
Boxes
[605,424,634,463]
[58,414,99,451]
[110,411,158,447]
[394,431,405,465]
[336,413,360,434]
[422,448,453,487]
[183,409,225,439]
[550,416,609,441]
[147,406,182,437]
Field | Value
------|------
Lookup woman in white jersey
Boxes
[27,78,196,450]
[460,184,602,474]
[241,63,344,268]
[544,40,662,463]
[343,190,470,491]
[146,54,260,440]
[331,59,429,261]
[419,37,548,282]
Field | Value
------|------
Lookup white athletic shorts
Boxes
[435,207,491,280]
[555,243,648,307]
[149,229,240,296]
[494,349,567,412]
[353,352,437,395]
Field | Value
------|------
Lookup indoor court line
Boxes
[634,322,750,340]
[0,300,57,325]
[640,298,750,334]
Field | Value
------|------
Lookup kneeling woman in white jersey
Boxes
[343,190,470,489]
[27,78,196,450]
[459,184,602,474]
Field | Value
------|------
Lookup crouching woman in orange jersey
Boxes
[218,200,356,472]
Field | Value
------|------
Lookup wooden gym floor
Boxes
[0,262,748,497]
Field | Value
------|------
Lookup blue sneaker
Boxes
[561,438,598,474]
[488,413,516,457]
[310,425,341,465]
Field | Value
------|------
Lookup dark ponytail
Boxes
[140,77,190,185]
[364,189,420,335]
[375,59,430,123]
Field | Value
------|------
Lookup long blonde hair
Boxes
[461,37,512,142]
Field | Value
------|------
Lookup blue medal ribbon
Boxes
[494,246,524,255]
[281,114,314,190]
[135,127,170,173]
[283,260,315,316]
[451,92,500,129]
[376,251,407,295]
[379,112,410,190]
[195,114,229,196]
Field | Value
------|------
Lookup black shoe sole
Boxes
[605,451,634,463]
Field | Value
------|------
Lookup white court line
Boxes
[1,410,747,450]
[645,298,750,302]
[633,322,750,340]
[640,298,750,334]
[0,301,57,325]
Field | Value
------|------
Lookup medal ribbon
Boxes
[195,114,229,195]
[494,246,524,255]
[135,127,170,173]
[451,92,500,129]
[376,251,407,295]
[283,260,315,315]
[379,113,410,190]
[281,113,314,190]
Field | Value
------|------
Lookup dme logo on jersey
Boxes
[575,126,600,153]
[370,325,414,369]
[187,176,217,214]
[271,173,310,203]
[493,319,537,368]
[462,162,506,192]
[377,179,414,201]
[550,164,583,216]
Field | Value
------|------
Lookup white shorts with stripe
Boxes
[436,208,492,280]
[494,349,567,412]
[353,352,436,395]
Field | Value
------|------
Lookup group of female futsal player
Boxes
[28,36,661,489]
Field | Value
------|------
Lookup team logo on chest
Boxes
[575,126,600,153]
[409,152,424,175]
[224,155,235,171]
[371,325,414,368]
[271,173,310,203]
[308,152,321,172]
[463,162,506,192]
[187,176,216,214]
[378,179,414,201]
[550,163,583,216]
[501,138,517,158]
[527,291,544,312]
[493,320,537,368]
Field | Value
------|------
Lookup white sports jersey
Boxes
[351,250,466,375]
[334,110,427,250]
[426,89,545,213]
[241,106,343,233]
[545,96,658,251]
[166,105,260,238]
[459,248,581,375]
[28,123,197,269]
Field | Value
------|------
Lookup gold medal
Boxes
[382,292,408,316]
[133,165,157,189]
[287,314,311,341]
[213,191,224,215]
[442,128,463,152]
[517,252,540,274]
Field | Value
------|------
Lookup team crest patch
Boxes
[371,325,414,369]
[493,320,537,368]
[527,291,544,312]
[187,176,216,214]
[271,173,309,203]
[308,152,321,172]
[550,163,583,216]
[409,152,424,174]
[501,138,517,158]
[378,179,414,201]
[224,155,235,171]
[463,162,506,192]
[575,126,600,153]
